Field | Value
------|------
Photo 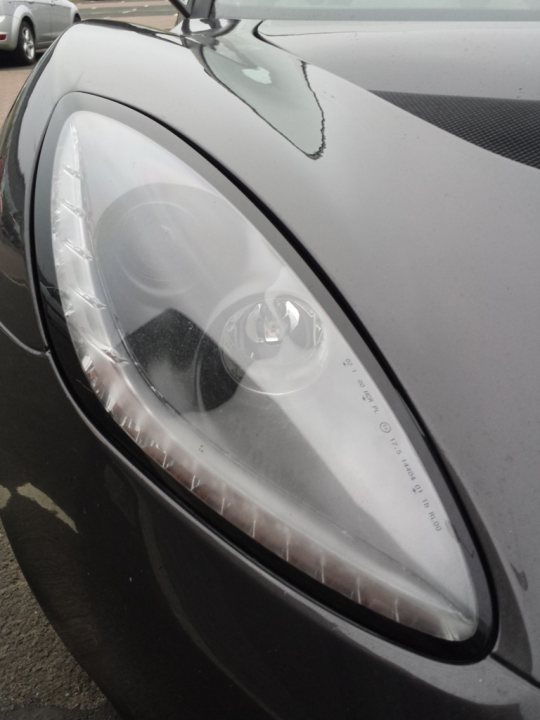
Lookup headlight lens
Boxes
[50,110,479,643]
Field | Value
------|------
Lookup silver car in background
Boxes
[0,0,79,64]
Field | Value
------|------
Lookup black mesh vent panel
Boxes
[375,91,540,170]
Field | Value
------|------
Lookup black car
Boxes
[1,1,540,718]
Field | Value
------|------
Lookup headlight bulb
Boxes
[220,296,326,395]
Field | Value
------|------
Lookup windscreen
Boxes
[215,0,540,21]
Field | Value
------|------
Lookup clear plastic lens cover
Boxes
[51,111,478,642]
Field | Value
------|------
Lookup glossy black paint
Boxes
[259,20,540,101]
[1,15,540,718]
[0,59,50,349]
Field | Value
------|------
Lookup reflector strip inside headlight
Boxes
[50,110,480,644]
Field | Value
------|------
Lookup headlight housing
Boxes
[35,95,492,660]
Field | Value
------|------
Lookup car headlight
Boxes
[40,104,490,654]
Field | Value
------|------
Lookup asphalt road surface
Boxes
[0,525,119,720]
[0,5,175,718]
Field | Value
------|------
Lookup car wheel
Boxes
[15,21,36,65]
